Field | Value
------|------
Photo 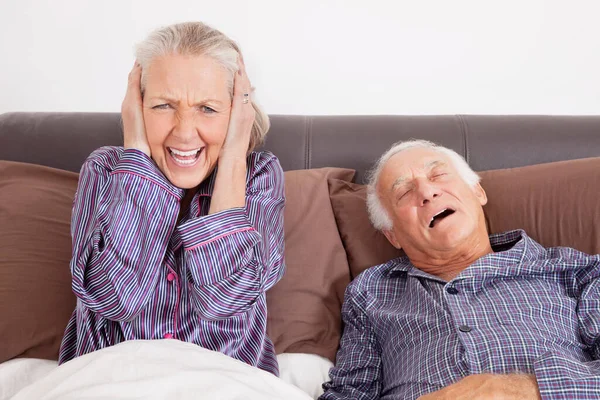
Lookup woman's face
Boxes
[142,53,232,189]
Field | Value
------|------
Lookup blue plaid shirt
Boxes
[321,230,600,399]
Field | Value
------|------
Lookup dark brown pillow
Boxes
[267,168,355,363]
[328,157,600,279]
[0,161,78,363]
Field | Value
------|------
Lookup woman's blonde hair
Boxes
[135,21,270,152]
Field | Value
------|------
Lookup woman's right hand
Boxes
[122,62,151,157]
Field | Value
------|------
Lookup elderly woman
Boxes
[58,22,285,375]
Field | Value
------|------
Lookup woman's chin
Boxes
[157,152,211,189]
[167,170,207,190]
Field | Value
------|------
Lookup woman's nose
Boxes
[172,112,197,140]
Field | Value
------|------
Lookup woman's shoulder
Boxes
[81,146,124,173]
[247,150,283,177]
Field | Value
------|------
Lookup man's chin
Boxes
[427,226,471,249]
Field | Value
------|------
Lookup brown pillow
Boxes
[328,179,403,279]
[479,157,600,256]
[0,161,78,363]
[328,157,600,279]
[267,168,355,363]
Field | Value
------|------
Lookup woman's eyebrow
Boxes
[148,95,225,106]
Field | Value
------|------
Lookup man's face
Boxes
[377,147,488,256]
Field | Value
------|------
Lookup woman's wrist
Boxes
[124,140,151,156]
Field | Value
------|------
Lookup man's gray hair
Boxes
[366,140,481,231]
[135,21,269,152]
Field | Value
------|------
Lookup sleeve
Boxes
[176,152,286,320]
[534,256,600,399]
[319,284,382,400]
[70,147,183,321]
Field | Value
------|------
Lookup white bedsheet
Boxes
[0,341,333,400]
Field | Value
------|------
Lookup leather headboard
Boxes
[1,112,599,182]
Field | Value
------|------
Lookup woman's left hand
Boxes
[221,56,255,157]
[208,55,255,214]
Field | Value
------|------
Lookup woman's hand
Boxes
[220,57,256,158]
[122,62,151,157]
[208,56,255,214]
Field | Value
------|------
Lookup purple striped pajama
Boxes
[58,147,285,375]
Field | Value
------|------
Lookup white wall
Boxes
[1,0,599,115]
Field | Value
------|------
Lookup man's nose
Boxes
[416,180,441,206]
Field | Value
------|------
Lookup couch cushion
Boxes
[267,168,355,363]
[329,157,600,279]
[0,161,78,363]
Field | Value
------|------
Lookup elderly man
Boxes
[320,140,600,400]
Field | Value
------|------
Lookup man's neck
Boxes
[408,236,494,282]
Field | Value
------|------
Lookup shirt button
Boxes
[446,287,459,295]
[163,333,173,339]
[167,273,175,282]
[459,325,472,333]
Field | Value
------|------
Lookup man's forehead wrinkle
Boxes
[389,159,447,192]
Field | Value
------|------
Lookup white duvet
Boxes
[7,340,320,400]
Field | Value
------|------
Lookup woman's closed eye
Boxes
[152,103,172,110]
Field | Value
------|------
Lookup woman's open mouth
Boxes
[167,147,203,167]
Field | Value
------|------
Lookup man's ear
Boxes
[382,229,402,249]
[473,182,488,206]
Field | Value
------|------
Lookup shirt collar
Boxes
[195,167,218,197]
[386,229,544,278]
[181,168,217,220]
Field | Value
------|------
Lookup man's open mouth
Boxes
[429,208,456,228]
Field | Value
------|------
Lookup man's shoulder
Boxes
[544,245,599,261]
[494,229,599,264]
[348,257,410,293]
[517,231,600,282]
[542,245,600,279]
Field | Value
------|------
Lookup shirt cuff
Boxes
[177,208,261,284]
[111,148,184,200]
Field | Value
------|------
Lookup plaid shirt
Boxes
[321,230,600,399]
[59,147,285,375]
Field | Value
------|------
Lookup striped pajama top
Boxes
[58,146,285,375]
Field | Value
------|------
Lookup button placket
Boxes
[446,286,459,295]
[164,266,178,340]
